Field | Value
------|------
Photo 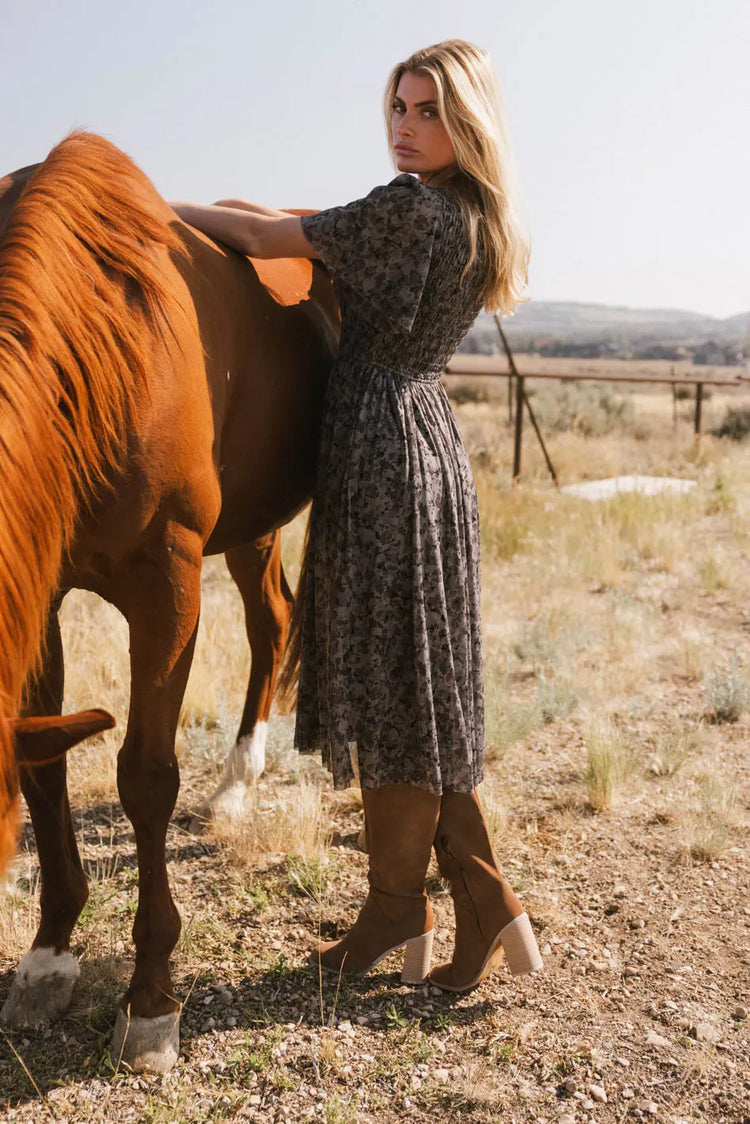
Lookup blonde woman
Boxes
[171,39,542,991]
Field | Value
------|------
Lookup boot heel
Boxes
[400,930,434,985]
[499,913,543,976]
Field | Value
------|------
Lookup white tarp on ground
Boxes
[561,475,697,500]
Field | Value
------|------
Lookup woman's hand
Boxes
[167,200,318,260]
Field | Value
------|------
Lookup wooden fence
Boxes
[443,351,749,482]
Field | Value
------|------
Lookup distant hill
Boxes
[461,302,749,364]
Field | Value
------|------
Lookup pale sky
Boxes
[2,0,748,318]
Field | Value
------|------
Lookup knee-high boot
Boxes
[310,784,440,984]
[429,789,543,992]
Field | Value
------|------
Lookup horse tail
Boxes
[274,515,312,713]
[0,131,184,873]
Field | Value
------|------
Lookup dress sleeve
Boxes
[299,177,442,334]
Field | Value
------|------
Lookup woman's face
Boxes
[390,71,457,186]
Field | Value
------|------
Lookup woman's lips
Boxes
[395,145,417,154]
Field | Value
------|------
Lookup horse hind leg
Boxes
[2,600,86,1030]
[195,533,293,824]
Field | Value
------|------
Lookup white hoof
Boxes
[206,780,250,822]
[110,1007,180,1073]
[187,783,248,834]
[1,948,80,1028]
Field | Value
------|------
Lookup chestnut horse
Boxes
[0,132,337,1071]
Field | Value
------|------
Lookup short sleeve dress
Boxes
[295,172,487,795]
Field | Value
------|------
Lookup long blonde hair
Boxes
[384,39,529,313]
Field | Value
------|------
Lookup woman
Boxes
[170,39,542,992]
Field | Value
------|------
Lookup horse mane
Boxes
[0,131,185,873]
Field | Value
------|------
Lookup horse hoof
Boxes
[206,782,250,823]
[1,948,80,1028]
[187,780,252,834]
[110,1008,180,1073]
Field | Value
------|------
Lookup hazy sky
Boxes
[2,0,748,318]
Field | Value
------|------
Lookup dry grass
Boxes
[58,592,126,805]
[483,669,540,760]
[667,627,706,681]
[208,777,332,873]
[478,789,508,848]
[0,860,39,962]
[648,720,703,778]
[678,771,742,861]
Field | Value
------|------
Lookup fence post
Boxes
[694,383,703,436]
[513,374,524,480]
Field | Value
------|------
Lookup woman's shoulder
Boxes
[383,176,466,239]
[332,175,444,242]
[367,173,449,212]
[353,175,451,237]
[386,172,425,191]
[384,173,453,205]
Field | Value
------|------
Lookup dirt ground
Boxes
[1,365,748,1123]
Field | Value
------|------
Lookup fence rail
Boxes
[445,354,748,387]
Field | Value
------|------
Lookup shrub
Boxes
[712,406,750,441]
[702,652,750,722]
[533,382,634,437]
[445,377,492,405]
[674,385,712,401]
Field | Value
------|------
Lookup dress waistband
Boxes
[335,352,445,383]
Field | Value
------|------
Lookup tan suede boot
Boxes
[311,784,440,984]
[429,790,543,992]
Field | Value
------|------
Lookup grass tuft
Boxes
[287,854,336,902]
[485,657,577,761]
[582,714,634,811]
[680,772,741,861]
[649,721,702,777]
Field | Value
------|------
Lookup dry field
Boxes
[1,363,749,1123]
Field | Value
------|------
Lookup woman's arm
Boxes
[168,200,318,260]
[210,197,283,218]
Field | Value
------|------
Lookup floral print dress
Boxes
[295,173,487,794]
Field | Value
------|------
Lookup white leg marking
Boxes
[14,947,80,985]
[205,722,268,821]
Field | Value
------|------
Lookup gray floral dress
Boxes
[295,173,487,794]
